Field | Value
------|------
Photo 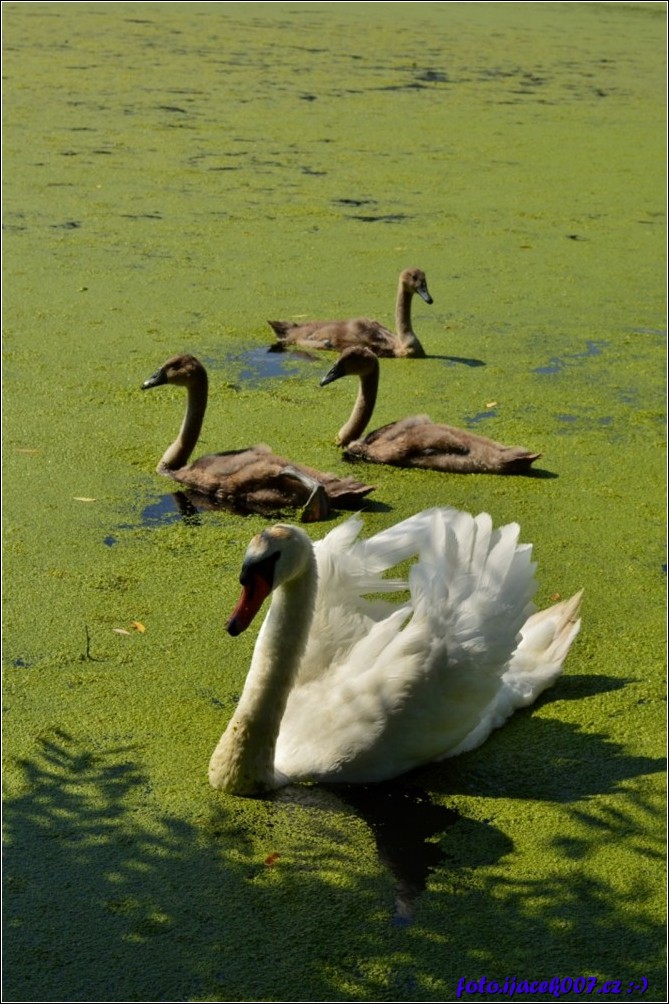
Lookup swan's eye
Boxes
[240,551,280,591]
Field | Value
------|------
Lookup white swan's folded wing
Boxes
[278,509,565,783]
[295,515,414,684]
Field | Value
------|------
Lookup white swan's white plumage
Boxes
[209,508,582,796]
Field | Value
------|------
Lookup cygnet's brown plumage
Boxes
[320,347,541,474]
[268,268,432,358]
[141,354,374,520]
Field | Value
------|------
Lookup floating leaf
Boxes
[73,497,97,503]
[130,621,146,634]
[485,401,498,409]
[113,628,131,636]
[264,852,280,867]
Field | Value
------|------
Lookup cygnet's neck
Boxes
[158,370,208,472]
[395,281,426,357]
[337,366,379,446]
[208,548,318,795]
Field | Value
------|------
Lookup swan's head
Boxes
[320,346,379,386]
[400,267,433,305]
[227,524,313,637]
[141,354,206,390]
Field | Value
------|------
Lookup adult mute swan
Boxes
[141,354,374,521]
[320,346,540,474]
[268,267,432,358]
[209,508,582,796]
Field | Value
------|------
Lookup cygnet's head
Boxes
[320,346,379,387]
[141,353,205,390]
[400,267,433,305]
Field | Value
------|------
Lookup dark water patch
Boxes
[103,535,117,548]
[465,409,498,427]
[436,355,486,368]
[416,69,450,83]
[556,413,614,433]
[114,493,209,534]
[140,493,194,529]
[301,165,326,175]
[379,82,430,92]
[628,326,666,337]
[533,339,608,375]
[333,197,377,207]
[136,490,290,531]
[120,213,163,220]
[350,213,411,224]
[217,346,317,385]
[196,687,227,710]
[50,220,81,229]
[12,657,32,669]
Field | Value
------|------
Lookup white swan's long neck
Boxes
[158,372,208,472]
[395,280,426,356]
[337,367,378,446]
[209,548,318,795]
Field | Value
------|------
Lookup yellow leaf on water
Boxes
[130,621,146,634]
[113,628,131,636]
[485,401,498,409]
[73,497,97,503]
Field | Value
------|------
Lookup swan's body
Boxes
[141,354,374,519]
[209,509,582,796]
[320,346,540,474]
[268,268,432,358]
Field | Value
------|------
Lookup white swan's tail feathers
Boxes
[516,588,583,666]
[446,589,583,758]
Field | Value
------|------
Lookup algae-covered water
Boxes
[2,2,666,1001]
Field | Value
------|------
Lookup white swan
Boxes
[209,508,582,796]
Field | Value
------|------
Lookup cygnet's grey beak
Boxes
[141,369,166,390]
[320,361,344,387]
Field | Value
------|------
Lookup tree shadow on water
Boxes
[3,708,664,1002]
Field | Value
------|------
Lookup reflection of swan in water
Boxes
[332,782,458,925]
[141,354,374,521]
[321,346,541,473]
[268,268,433,358]
[209,508,583,796]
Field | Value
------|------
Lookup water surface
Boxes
[3,2,665,1001]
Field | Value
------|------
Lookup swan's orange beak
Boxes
[227,574,272,636]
